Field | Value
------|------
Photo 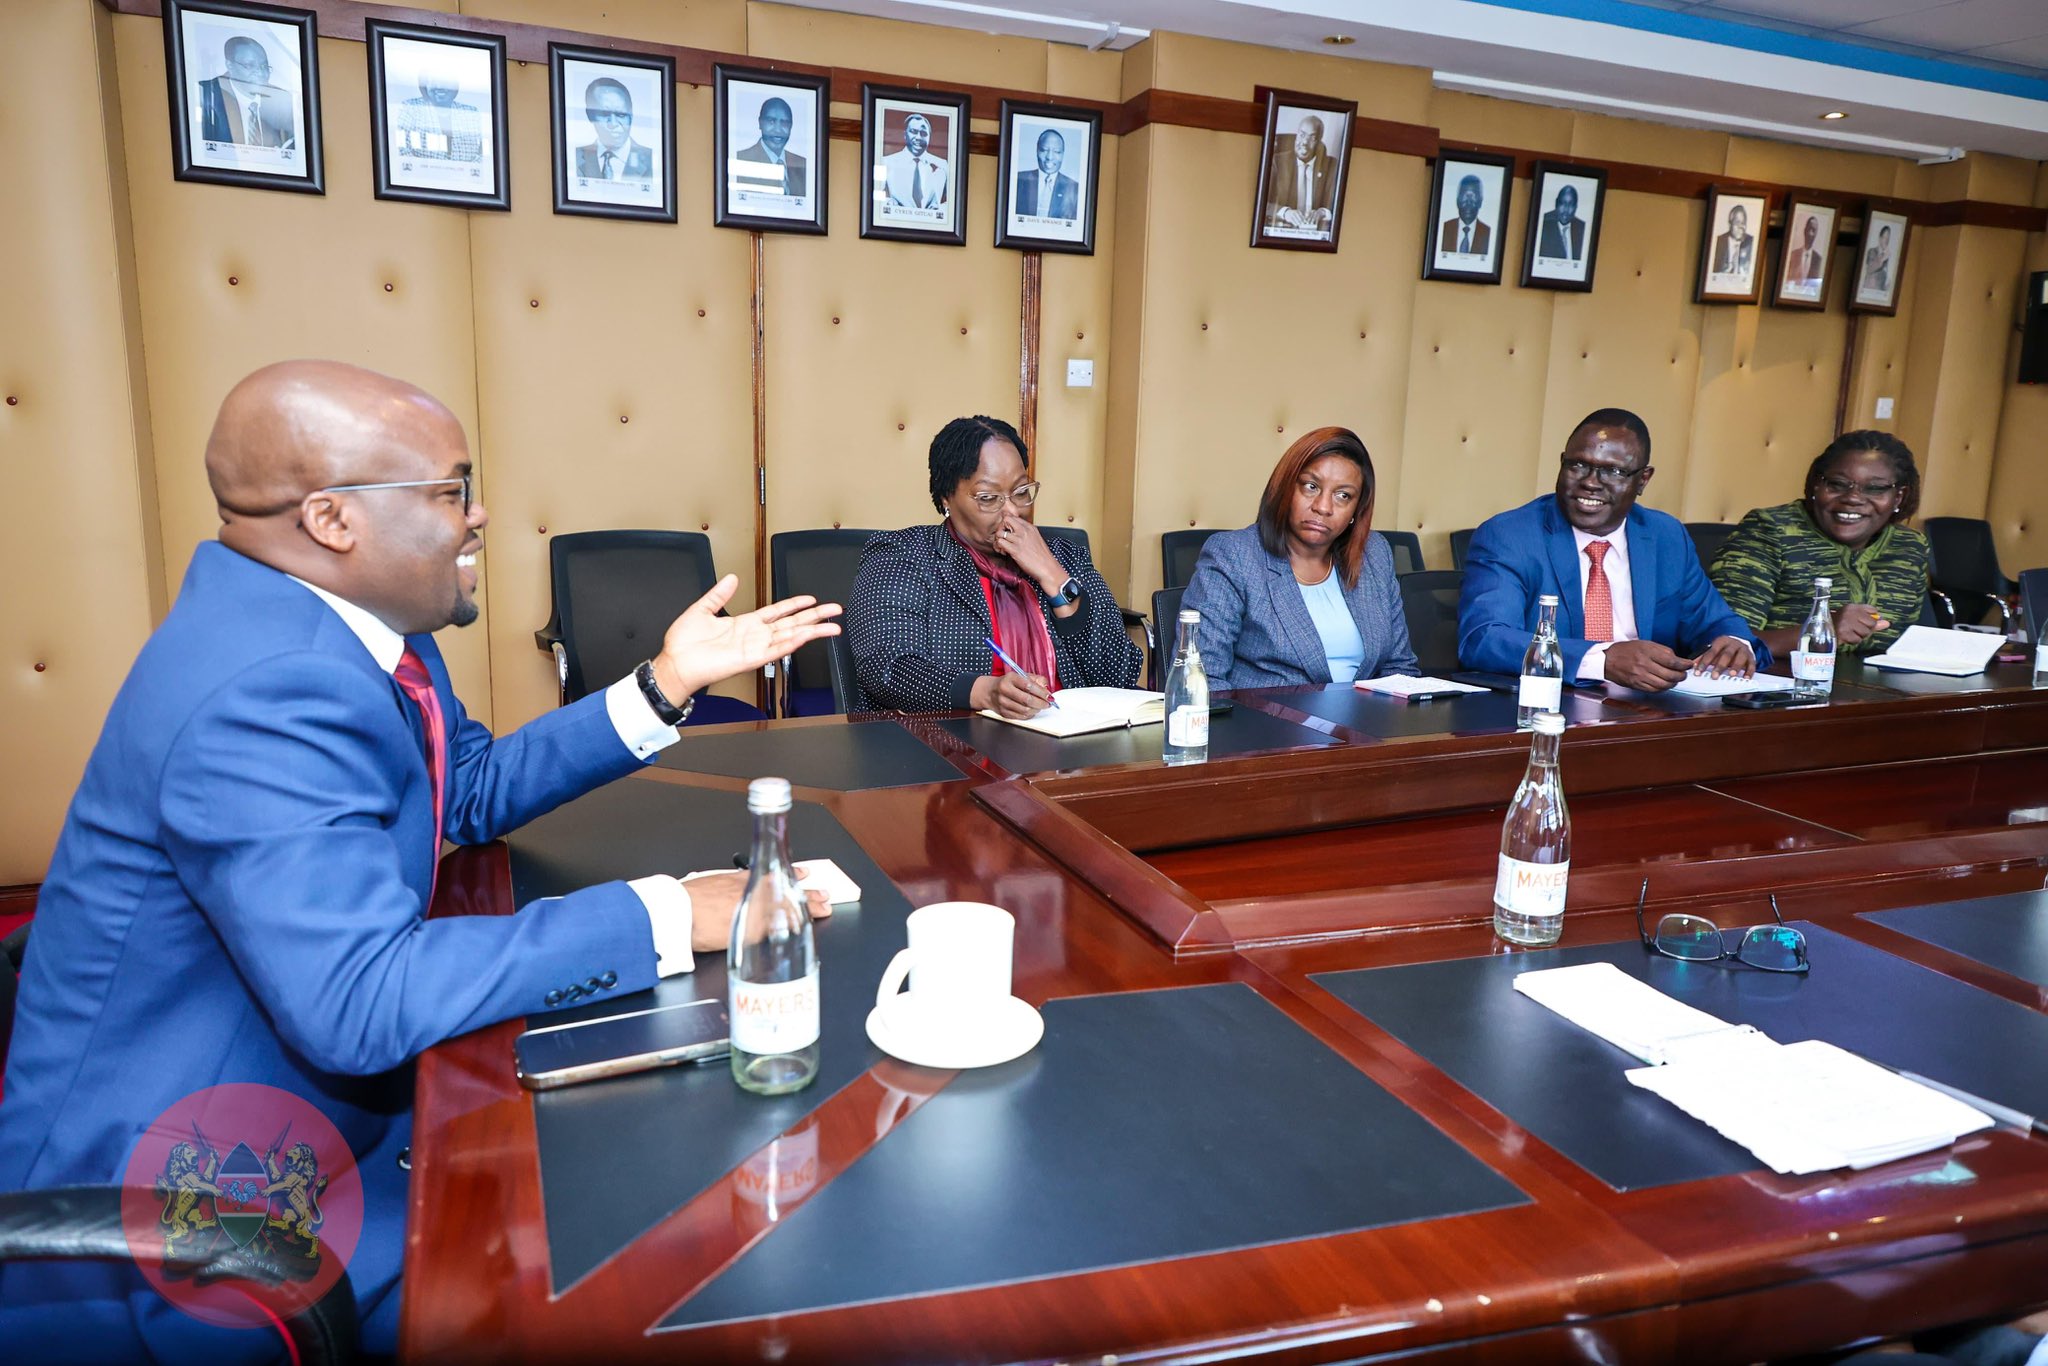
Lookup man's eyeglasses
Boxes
[1634,879,1809,973]
[964,481,1040,513]
[1816,475,1901,499]
[1561,459,1645,488]
[319,473,473,515]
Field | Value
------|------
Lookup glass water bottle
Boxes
[1518,594,1564,730]
[1792,576,1837,702]
[1163,609,1210,766]
[729,777,819,1095]
[1494,711,1570,947]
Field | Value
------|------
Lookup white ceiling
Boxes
[795,0,2048,162]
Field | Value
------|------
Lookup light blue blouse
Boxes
[1298,571,1366,683]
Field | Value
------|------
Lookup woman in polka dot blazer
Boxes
[849,415,1142,716]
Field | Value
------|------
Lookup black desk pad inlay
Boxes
[1864,891,2048,991]
[659,982,1525,1329]
[1835,658,2027,697]
[1272,682,1615,739]
[1316,924,2048,1192]
[507,781,921,1291]
[653,718,961,790]
[933,704,1337,774]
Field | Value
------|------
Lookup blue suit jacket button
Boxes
[586,977,603,993]
[600,970,618,988]
[565,984,583,1001]
[544,989,563,1007]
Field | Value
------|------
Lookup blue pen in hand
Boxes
[985,636,1057,709]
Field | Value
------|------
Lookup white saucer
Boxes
[864,993,1043,1069]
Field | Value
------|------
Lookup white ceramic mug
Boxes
[874,902,1014,1036]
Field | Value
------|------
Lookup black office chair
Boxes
[1448,528,1476,570]
[1160,528,1225,591]
[1399,570,1464,674]
[825,632,861,713]
[1149,587,1186,690]
[0,924,359,1365]
[1925,517,2016,632]
[1921,591,1948,629]
[533,530,766,725]
[1380,530,1424,575]
[1685,522,1737,570]
[770,529,881,717]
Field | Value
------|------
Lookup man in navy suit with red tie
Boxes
[1457,407,1764,692]
[0,361,839,1361]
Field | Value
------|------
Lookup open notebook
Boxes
[979,686,1166,737]
[1862,624,2004,676]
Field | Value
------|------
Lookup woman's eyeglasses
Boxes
[964,481,1040,512]
[1816,475,1901,499]
[1634,879,1809,973]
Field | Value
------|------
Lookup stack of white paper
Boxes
[1668,671,1796,698]
[1862,625,2003,676]
[1514,963,1994,1174]
[1626,1040,1993,1174]
[1354,675,1490,699]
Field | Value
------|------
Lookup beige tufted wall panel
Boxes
[0,0,161,881]
[760,141,1023,535]
[1101,122,1152,600]
[1904,226,2028,520]
[110,19,496,722]
[1118,128,1427,610]
[1682,295,1846,523]
[1150,34,1432,123]
[748,2,1043,86]
[1538,189,1706,518]
[469,72,758,732]
[1570,111,1727,175]
[1987,168,2048,576]
[1723,136,1902,199]
[1399,181,1559,563]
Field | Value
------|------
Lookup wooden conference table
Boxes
[402,660,2048,1364]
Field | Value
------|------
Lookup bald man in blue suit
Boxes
[0,361,839,1362]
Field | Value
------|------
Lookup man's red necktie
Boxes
[1583,540,1615,643]
[394,647,447,905]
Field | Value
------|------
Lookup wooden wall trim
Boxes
[750,232,769,713]
[105,0,2048,231]
[1018,252,1042,468]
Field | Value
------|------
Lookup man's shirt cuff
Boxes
[628,874,695,977]
[605,674,685,760]
[1576,643,1609,683]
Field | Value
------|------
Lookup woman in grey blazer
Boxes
[1182,427,1419,689]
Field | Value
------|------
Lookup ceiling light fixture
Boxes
[1820,110,1848,120]
[1321,34,1355,46]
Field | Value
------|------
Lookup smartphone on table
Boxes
[514,998,729,1091]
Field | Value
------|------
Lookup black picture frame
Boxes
[162,0,324,195]
[1249,87,1357,253]
[1849,205,1912,316]
[859,84,970,246]
[366,20,508,211]
[1422,150,1514,284]
[994,100,1101,255]
[1519,160,1607,292]
[713,64,829,235]
[549,43,677,224]
[1695,184,1772,305]
[1771,197,1838,311]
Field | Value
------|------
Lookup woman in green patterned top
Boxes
[1708,430,1930,657]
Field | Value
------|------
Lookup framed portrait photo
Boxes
[162,0,323,194]
[366,21,507,211]
[994,100,1101,255]
[1422,150,1513,284]
[714,66,828,234]
[1850,206,1911,315]
[1772,199,1838,310]
[1695,185,1771,304]
[550,44,676,223]
[1520,161,1607,291]
[1250,88,1356,252]
[860,84,969,246]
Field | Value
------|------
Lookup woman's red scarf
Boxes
[949,520,1059,688]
